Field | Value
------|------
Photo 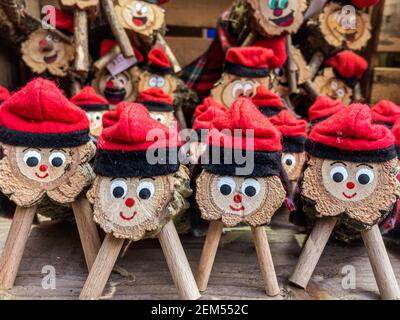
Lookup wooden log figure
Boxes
[211,47,273,108]
[0,78,100,289]
[290,104,400,300]
[251,85,286,118]
[71,86,110,138]
[196,98,286,296]
[313,51,368,105]
[21,10,74,77]
[81,103,199,299]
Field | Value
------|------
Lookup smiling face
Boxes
[314,68,352,105]
[211,74,269,108]
[196,171,286,227]
[138,71,177,96]
[302,157,400,228]
[248,0,307,36]
[149,111,176,129]
[87,111,106,137]
[21,29,74,77]
[282,152,306,182]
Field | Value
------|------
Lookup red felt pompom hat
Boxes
[251,86,285,117]
[326,51,368,85]
[193,105,226,132]
[102,102,130,129]
[147,47,173,74]
[204,97,282,177]
[99,39,144,64]
[270,110,307,153]
[193,97,226,119]
[0,78,90,148]
[0,86,10,104]
[136,88,174,112]
[306,103,396,162]
[308,96,345,125]
[352,0,379,8]
[253,36,287,69]
[53,8,74,33]
[71,86,109,112]
[371,100,400,128]
[224,47,273,78]
[95,103,180,177]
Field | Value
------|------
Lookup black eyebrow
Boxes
[139,177,155,181]
[50,148,67,153]
[330,161,347,166]
[356,163,373,169]
[23,147,41,152]
[110,177,127,181]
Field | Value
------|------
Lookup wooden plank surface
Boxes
[1,211,400,300]
[378,0,400,52]
[370,67,400,104]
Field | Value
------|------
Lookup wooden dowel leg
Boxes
[290,217,338,289]
[251,226,280,296]
[196,220,224,292]
[156,34,182,74]
[71,197,101,271]
[79,234,124,300]
[158,220,200,300]
[73,10,90,74]
[241,32,256,46]
[361,225,400,300]
[0,205,37,289]
[286,34,298,94]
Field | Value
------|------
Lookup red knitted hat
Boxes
[0,86,10,104]
[71,86,109,112]
[193,105,226,132]
[371,100,400,128]
[193,97,226,119]
[352,0,379,8]
[392,117,400,157]
[326,51,368,82]
[253,36,287,69]
[307,103,396,162]
[53,8,74,33]
[102,102,130,129]
[0,78,90,148]
[99,39,144,64]
[204,97,282,177]
[95,103,179,177]
[251,86,285,117]
[270,110,307,153]
[308,96,345,125]
[224,47,273,78]
[137,88,174,112]
[148,47,173,74]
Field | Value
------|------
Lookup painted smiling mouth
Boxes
[343,192,357,199]
[35,172,49,179]
[269,10,294,27]
[119,211,138,221]
[104,88,126,104]
[43,52,58,64]
[229,205,245,212]
[132,16,148,27]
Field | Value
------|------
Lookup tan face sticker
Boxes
[87,111,106,137]
[149,111,176,129]
[21,29,74,77]
[282,152,306,182]
[196,171,286,227]
[320,3,371,50]
[314,68,352,105]
[115,0,165,37]
[247,0,307,36]
[138,71,177,96]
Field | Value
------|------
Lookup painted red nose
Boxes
[125,198,135,208]
[346,182,355,190]
[39,39,48,48]
[274,8,283,16]
[106,80,114,89]
[233,194,242,203]
[39,165,48,172]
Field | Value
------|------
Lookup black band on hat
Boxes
[147,65,174,75]
[140,101,174,112]
[283,136,306,153]
[372,120,394,129]
[305,140,397,163]
[94,148,180,177]
[224,62,269,78]
[396,146,400,159]
[203,146,281,177]
[259,106,282,117]
[0,126,90,148]
[77,104,109,112]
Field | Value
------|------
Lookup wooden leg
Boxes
[71,197,101,271]
[73,9,90,74]
[156,34,182,74]
[361,225,400,300]
[79,234,124,300]
[0,205,37,289]
[251,226,280,296]
[196,220,224,292]
[286,34,298,94]
[158,220,200,300]
[290,217,338,289]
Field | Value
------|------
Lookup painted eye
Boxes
[330,81,338,90]
[282,154,296,167]
[93,112,103,121]
[24,150,41,167]
[49,152,66,168]
[232,82,244,98]
[149,76,158,87]
[356,168,374,185]
[278,0,289,9]
[157,77,166,88]
[217,177,236,196]
[45,34,53,42]
[135,2,142,11]
[330,166,348,183]
[154,114,165,123]
[141,5,149,14]
[268,0,278,9]
[336,89,345,98]
[275,68,284,77]
[136,181,155,200]
[241,178,260,197]
[243,83,254,97]
[110,180,128,199]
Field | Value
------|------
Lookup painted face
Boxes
[149,111,176,129]
[14,147,74,184]
[321,160,378,202]
[138,72,177,96]
[21,29,74,77]
[96,70,136,105]
[87,111,105,137]
[282,152,306,182]
[321,79,350,102]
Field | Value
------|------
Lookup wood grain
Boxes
[73,9,90,74]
